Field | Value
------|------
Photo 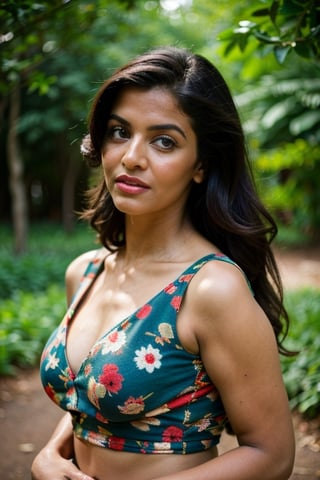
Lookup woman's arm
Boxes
[163,261,295,480]
[32,251,101,480]
[31,413,95,480]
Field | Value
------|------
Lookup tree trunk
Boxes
[62,153,81,233]
[0,97,8,133]
[7,83,28,254]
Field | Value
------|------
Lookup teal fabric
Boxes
[40,251,246,454]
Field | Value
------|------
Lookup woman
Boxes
[32,47,295,480]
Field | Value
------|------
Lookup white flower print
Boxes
[134,344,162,373]
[153,442,173,453]
[45,352,60,370]
[51,327,65,349]
[196,417,211,432]
[101,330,126,354]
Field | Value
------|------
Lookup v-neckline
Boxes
[64,252,223,379]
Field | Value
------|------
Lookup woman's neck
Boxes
[121,213,199,265]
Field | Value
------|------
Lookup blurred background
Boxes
[0,1,319,478]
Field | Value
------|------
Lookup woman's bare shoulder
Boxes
[188,257,278,378]
[186,257,270,348]
[65,248,107,302]
[190,257,252,314]
[66,249,100,276]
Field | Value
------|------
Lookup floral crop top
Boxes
[40,251,246,454]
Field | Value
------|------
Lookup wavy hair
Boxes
[80,46,291,354]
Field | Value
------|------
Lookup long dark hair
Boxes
[80,46,291,355]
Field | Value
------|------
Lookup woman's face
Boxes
[101,87,203,219]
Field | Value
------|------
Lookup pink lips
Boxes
[115,174,150,194]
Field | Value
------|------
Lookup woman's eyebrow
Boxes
[108,113,186,139]
[148,124,186,139]
[108,113,129,126]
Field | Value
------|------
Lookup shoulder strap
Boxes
[66,249,106,320]
[194,253,253,295]
[172,254,253,310]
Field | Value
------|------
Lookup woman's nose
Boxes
[121,137,147,169]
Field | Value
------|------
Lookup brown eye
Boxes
[153,135,176,150]
[112,126,129,139]
[106,125,129,142]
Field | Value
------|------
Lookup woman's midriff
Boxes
[74,436,218,480]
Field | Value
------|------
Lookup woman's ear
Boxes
[193,164,205,184]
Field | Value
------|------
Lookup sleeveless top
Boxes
[40,251,248,454]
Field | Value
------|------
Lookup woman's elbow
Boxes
[272,438,296,480]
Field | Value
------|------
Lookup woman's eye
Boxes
[107,125,129,140]
[154,136,176,150]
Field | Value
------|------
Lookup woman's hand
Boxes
[31,413,95,480]
[31,447,94,480]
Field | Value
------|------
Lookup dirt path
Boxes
[1,246,320,480]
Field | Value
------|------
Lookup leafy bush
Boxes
[0,285,65,375]
[282,288,320,418]
[0,222,97,374]
[255,140,320,239]
[0,222,96,299]
[0,254,66,298]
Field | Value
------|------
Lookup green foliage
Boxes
[0,222,96,299]
[282,289,320,417]
[0,253,66,299]
[0,222,95,374]
[255,140,320,236]
[275,225,308,247]
[233,58,320,238]
[0,285,65,375]
[215,1,320,239]
[236,67,320,145]
[1,1,70,94]
[219,0,320,63]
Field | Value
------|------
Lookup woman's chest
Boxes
[66,265,189,375]
[69,294,211,424]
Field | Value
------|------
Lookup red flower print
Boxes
[66,386,76,397]
[215,414,226,424]
[102,330,126,354]
[99,364,123,394]
[44,383,56,401]
[136,304,152,319]
[96,412,109,424]
[66,366,76,380]
[164,283,177,295]
[195,369,210,388]
[179,274,193,283]
[162,426,183,443]
[109,331,119,342]
[108,436,126,451]
[170,296,182,311]
[121,319,130,330]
